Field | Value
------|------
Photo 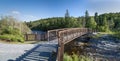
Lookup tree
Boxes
[102,16,108,26]
[86,17,97,29]
[64,9,72,28]
[108,18,114,30]
[94,12,99,25]
[0,16,31,34]
[80,16,86,27]
[85,10,90,27]
[65,9,70,18]
[99,16,109,32]
[77,17,83,27]
[114,18,120,30]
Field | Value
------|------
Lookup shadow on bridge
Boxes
[8,44,58,61]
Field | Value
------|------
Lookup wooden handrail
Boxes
[47,28,93,61]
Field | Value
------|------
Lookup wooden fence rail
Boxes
[24,33,47,41]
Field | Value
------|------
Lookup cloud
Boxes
[85,0,120,15]
[11,11,21,15]
[22,15,39,21]
[89,0,120,2]
[6,10,39,21]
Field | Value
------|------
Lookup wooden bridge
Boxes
[14,28,94,61]
[48,28,92,61]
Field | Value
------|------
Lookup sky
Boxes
[0,0,120,21]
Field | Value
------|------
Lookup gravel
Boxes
[0,43,35,61]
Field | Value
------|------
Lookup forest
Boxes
[26,10,120,33]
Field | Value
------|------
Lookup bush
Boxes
[64,53,92,61]
[0,34,24,42]
[64,53,73,61]
[1,26,21,35]
[113,31,120,39]
[0,34,11,40]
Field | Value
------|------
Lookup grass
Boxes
[64,53,92,61]
[111,32,120,39]
[91,31,116,39]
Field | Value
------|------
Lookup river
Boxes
[65,34,120,61]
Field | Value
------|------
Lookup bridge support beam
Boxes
[57,31,64,61]
[58,43,64,61]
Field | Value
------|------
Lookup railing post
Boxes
[47,31,49,42]
[35,34,37,41]
[57,32,64,61]
[25,34,28,41]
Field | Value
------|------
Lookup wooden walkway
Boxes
[12,28,93,61]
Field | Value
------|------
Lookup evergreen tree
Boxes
[65,9,71,28]
[81,16,85,27]
[114,18,120,30]
[99,16,109,32]
[77,17,82,27]
[85,10,90,27]
[108,18,114,30]
[102,16,108,26]
[86,17,97,29]
[65,9,70,18]
[94,12,99,25]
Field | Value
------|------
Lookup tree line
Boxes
[26,10,120,32]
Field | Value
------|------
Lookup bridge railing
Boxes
[58,28,91,44]
[55,28,92,61]
[47,28,72,42]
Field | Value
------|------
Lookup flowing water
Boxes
[65,34,120,61]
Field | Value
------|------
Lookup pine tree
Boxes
[102,16,108,26]
[101,16,109,32]
[108,18,114,30]
[85,10,90,27]
[94,12,99,25]
[65,9,70,18]
[86,17,97,29]
[65,9,71,28]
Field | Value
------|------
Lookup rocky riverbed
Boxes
[65,34,120,61]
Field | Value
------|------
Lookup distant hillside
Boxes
[26,17,83,31]
[26,12,120,32]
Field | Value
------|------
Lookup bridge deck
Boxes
[8,41,58,61]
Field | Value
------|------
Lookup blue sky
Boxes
[0,0,120,21]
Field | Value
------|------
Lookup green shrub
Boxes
[113,32,120,39]
[72,53,79,61]
[11,36,18,42]
[64,53,92,61]
[0,34,24,42]
[1,26,21,35]
[0,34,11,40]
[64,53,73,61]
[16,36,24,43]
